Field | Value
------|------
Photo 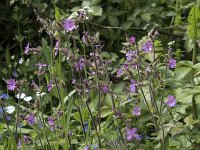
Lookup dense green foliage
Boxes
[1,0,200,150]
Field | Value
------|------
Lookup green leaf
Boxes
[101,106,112,118]
[82,0,101,6]
[57,90,76,110]
[41,38,51,64]
[184,114,199,126]
[184,115,193,126]
[185,38,194,53]
[110,52,118,61]
[187,5,200,40]
[109,10,124,16]
[91,6,102,16]
[55,7,60,21]
[121,21,133,30]
[102,52,110,58]
[175,66,192,81]
[3,125,32,134]
[141,12,151,22]
[170,123,184,136]
[177,61,193,67]
[176,87,200,104]
[113,82,124,93]
[108,16,119,26]
[169,138,181,147]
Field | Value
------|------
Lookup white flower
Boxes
[24,96,32,102]
[16,93,32,102]
[16,93,26,99]
[5,106,15,114]
[19,58,24,64]
[36,92,46,97]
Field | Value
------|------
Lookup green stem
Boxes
[192,43,198,119]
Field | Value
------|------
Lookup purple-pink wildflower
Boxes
[48,117,55,126]
[24,42,30,55]
[58,111,63,116]
[35,63,47,69]
[126,128,139,141]
[26,114,35,126]
[84,145,90,150]
[168,58,176,69]
[82,32,89,45]
[54,40,60,56]
[75,58,85,71]
[126,51,135,61]
[48,117,55,130]
[23,135,32,144]
[142,41,153,53]
[72,79,76,84]
[130,79,136,92]
[166,95,176,108]
[6,79,17,91]
[123,62,129,70]
[129,36,136,44]
[47,80,53,92]
[116,68,123,77]
[102,85,109,93]
[63,19,76,31]
[36,63,46,70]
[132,106,141,116]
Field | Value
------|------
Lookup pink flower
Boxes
[35,63,47,69]
[102,85,109,93]
[142,41,153,53]
[26,114,35,126]
[24,42,30,55]
[47,80,54,92]
[75,58,85,71]
[126,128,139,141]
[6,79,17,91]
[63,19,76,31]
[129,36,136,44]
[132,106,141,116]
[130,79,136,92]
[168,58,176,69]
[166,95,176,108]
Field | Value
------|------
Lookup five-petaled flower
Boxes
[5,106,15,114]
[63,19,76,31]
[168,58,176,69]
[126,128,139,141]
[75,58,85,71]
[166,95,176,108]
[6,79,17,91]
[142,41,153,53]
[26,114,35,126]
[132,106,141,116]
[126,51,136,61]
